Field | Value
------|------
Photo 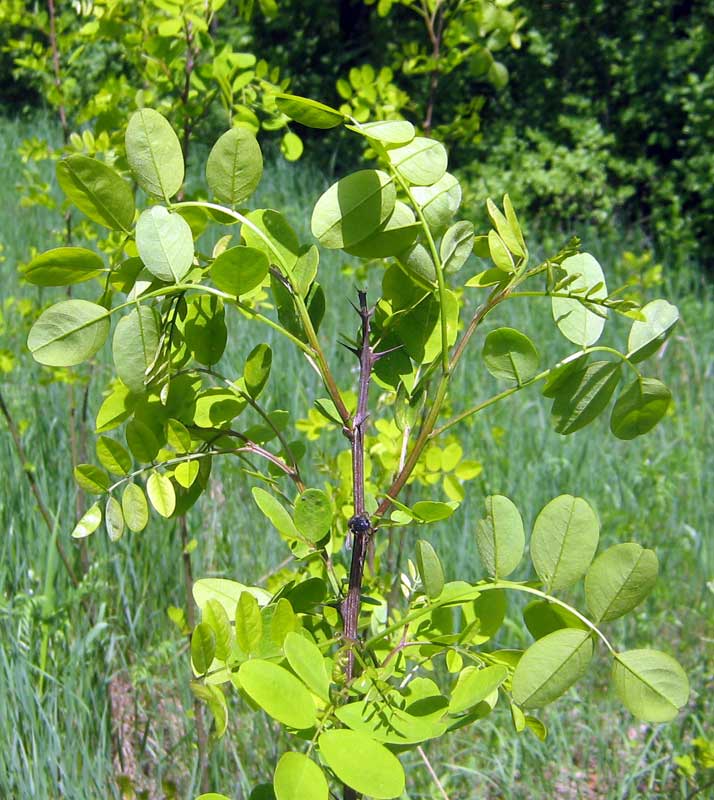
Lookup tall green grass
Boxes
[1,114,711,798]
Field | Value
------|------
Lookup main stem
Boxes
[340,292,374,800]
[341,291,373,679]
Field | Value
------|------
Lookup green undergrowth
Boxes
[1,114,712,798]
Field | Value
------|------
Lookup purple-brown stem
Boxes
[341,291,374,690]
[339,290,375,800]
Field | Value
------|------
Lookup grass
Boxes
[1,112,712,799]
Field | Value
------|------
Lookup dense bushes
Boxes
[478,0,714,269]
[2,0,712,270]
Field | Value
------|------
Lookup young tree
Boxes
[26,94,687,799]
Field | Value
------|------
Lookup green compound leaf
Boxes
[274,752,328,800]
[610,377,672,440]
[121,483,149,533]
[416,539,445,599]
[193,578,270,617]
[125,108,184,200]
[353,119,415,145]
[412,172,461,236]
[550,360,622,435]
[56,155,135,231]
[476,495,525,579]
[440,220,474,273]
[183,295,227,366]
[203,598,233,661]
[146,471,176,518]
[74,464,110,494]
[235,592,263,654]
[395,242,436,288]
[244,343,272,399]
[191,682,228,738]
[275,93,345,129]
[252,487,301,540]
[243,209,300,271]
[206,127,263,205]
[335,699,446,745]
[22,247,105,286]
[96,436,132,476]
[239,660,318,729]
[210,246,269,297]
[448,665,508,714]
[280,130,304,161]
[387,136,448,185]
[28,299,110,367]
[193,388,246,428]
[411,172,461,235]
[530,495,600,592]
[283,631,330,702]
[311,169,396,250]
[412,501,456,522]
[627,299,679,363]
[136,206,194,283]
[488,229,514,273]
[112,306,160,394]
[293,489,331,542]
[482,327,539,384]
[191,622,217,674]
[105,495,125,542]
[551,253,608,346]
[196,794,232,800]
[612,649,689,722]
[486,197,525,259]
[523,599,587,640]
[126,418,160,462]
[343,201,419,258]
[71,503,102,539]
[585,543,659,622]
[512,628,593,709]
[96,382,135,433]
[318,729,405,799]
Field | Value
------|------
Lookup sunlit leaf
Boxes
[482,327,539,384]
[28,300,110,367]
[136,206,194,283]
[125,108,184,200]
[585,543,658,622]
[71,503,102,539]
[530,495,600,592]
[275,94,345,128]
[612,649,689,722]
[146,471,176,518]
[112,306,160,393]
[551,253,608,346]
[239,660,317,728]
[388,137,447,185]
[121,483,149,533]
[210,246,269,296]
[311,170,396,249]
[22,247,105,286]
[512,628,593,708]
[476,495,524,579]
[274,752,328,800]
[56,155,134,231]
[207,127,263,205]
[627,299,679,363]
[318,729,405,799]
[416,539,445,599]
[105,495,125,542]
